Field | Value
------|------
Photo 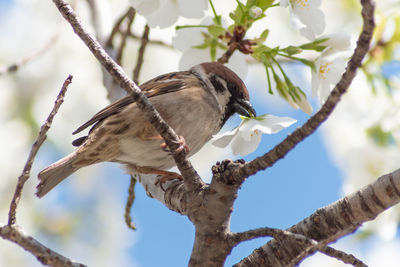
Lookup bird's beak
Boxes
[233,98,256,118]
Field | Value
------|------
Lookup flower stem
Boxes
[175,25,209,30]
[271,56,289,81]
[235,0,245,13]
[277,52,305,62]
[209,0,221,24]
[265,66,273,94]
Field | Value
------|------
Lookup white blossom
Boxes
[293,92,313,115]
[280,0,325,40]
[130,0,208,28]
[212,115,297,156]
[311,53,347,104]
[318,32,351,56]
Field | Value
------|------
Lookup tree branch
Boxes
[0,24,61,76]
[115,8,136,65]
[235,167,400,266]
[8,75,73,226]
[124,175,137,230]
[105,7,135,48]
[230,228,367,267]
[133,24,150,84]
[1,76,80,266]
[85,0,103,40]
[50,0,203,191]
[0,225,86,267]
[319,246,367,267]
[235,0,375,180]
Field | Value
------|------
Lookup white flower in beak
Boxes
[212,114,297,156]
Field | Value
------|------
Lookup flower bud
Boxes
[249,6,262,19]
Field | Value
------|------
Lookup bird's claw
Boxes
[160,135,189,154]
[154,172,183,191]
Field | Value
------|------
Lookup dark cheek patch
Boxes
[210,75,226,92]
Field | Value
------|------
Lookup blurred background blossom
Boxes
[0,0,399,266]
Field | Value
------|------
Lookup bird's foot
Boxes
[160,135,189,155]
[154,171,183,186]
[135,166,183,191]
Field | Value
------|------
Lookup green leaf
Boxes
[246,0,257,7]
[257,0,275,8]
[260,29,269,41]
[366,125,395,147]
[213,15,222,25]
[208,25,226,37]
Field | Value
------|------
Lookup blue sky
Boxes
[127,127,343,266]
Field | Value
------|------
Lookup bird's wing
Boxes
[72,71,191,136]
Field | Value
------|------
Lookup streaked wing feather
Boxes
[72,71,190,135]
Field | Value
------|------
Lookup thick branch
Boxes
[0,225,85,267]
[236,0,375,179]
[235,168,400,266]
[50,0,203,191]
[8,75,73,225]
[130,172,188,214]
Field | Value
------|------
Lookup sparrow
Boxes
[36,62,256,198]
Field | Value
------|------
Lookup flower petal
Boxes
[321,32,351,55]
[177,0,208,18]
[231,131,262,156]
[178,48,211,71]
[295,94,313,115]
[131,0,160,16]
[254,115,297,134]
[172,27,205,51]
[211,128,238,148]
[145,0,179,28]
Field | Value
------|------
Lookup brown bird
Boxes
[36,62,256,198]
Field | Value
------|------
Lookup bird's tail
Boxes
[36,152,80,198]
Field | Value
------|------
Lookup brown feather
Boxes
[72,71,191,135]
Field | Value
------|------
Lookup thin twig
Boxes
[232,227,367,267]
[51,0,203,191]
[218,42,238,64]
[0,225,86,267]
[8,75,73,226]
[124,175,137,230]
[279,230,367,267]
[133,25,150,84]
[86,0,103,40]
[0,25,61,76]
[236,0,376,180]
[106,7,135,48]
[320,246,368,267]
[115,8,136,64]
